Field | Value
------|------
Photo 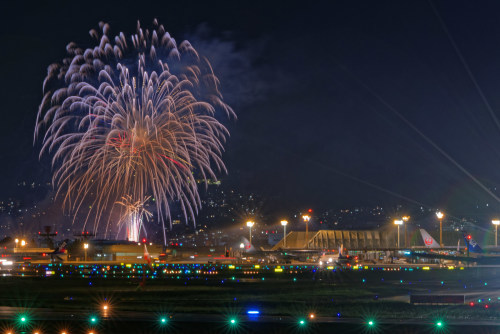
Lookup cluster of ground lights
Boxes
[1,309,450,333]
[4,263,462,279]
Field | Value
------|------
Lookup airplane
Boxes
[418,229,461,250]
[317,244,356,266]
[12,240,68,263]
[408,231,500,265]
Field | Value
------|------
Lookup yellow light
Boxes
[309,313,315,319]
[422,266,430,270]
[254,265,260,269]
[228,265,235,269]
[275,267,283,272]
[402,216,410,222]
[103,305,108,310]
[448,266,454,270]
[327,266,334,269]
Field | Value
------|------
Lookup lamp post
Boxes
[436,211,444,248]
[394,220,403,248]
[246,221,254,246]
[493,220,500,247]
[281,220,288,248]
[302,215,311,247]
[402,216,410,248]
[84,243,89,262]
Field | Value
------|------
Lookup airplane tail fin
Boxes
[463,232,483,253]
[54,240,67,254]
[419,229,440,248]
[144,244,153,268]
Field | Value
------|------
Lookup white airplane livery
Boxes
[419,229,440,248]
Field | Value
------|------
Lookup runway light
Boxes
[90,316,97,323]
[102,304,108,310]
[309,313,315,319]
[160,317,167,324]
[229,318,237,325]
[436,321,442,327]
[299,319,306,325]
[368,320,374,326]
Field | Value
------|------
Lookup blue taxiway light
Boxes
[247,310,260,315]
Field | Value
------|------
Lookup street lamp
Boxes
[84,243,89,262]
[402,216,410,248]
[246,221,254,246]
[436,211,444,248]
[302,215,311,247]
[20,240,26,247]
[394,220,403,248]
[493,220,500,247]
[281,220,288,248]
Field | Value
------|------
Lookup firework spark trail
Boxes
[333,61,500,206]
[35,19,235,243]
[116,195,153,242]
[428,0,500,133]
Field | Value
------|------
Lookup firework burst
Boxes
[35,19,234,242]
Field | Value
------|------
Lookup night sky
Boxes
[2,1,500,219]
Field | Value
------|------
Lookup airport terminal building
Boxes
[272,230,397,250]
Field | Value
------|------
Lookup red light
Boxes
[485,305,489,309]
[23,257,31,260]
[142,238,147,243]
[467,235,472,240]
[470,302,474,307]
[308,209,313,213]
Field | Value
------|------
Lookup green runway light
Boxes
[230,318,237,325]
[368,320,374,326]
[299,319,306,325]
[160,317,167,324]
